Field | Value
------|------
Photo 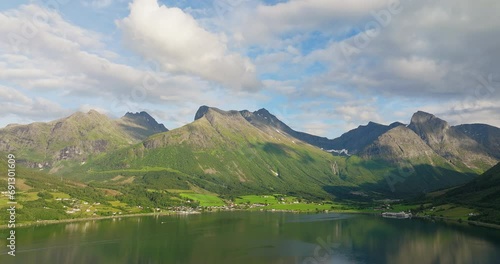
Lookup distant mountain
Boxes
[360,125,475,193]
[2,106,498,199]
[328,121,403,154]
[0,110,167,168]
[238,108,497,174]
[83,106,361,198]
[116,111,168,141]
[76,106,488,198]
[454,124,500,159]
[237,108,398,154]
[238,108,334,149]
[407,111,497,171]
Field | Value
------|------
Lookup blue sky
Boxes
[0,0,499,138]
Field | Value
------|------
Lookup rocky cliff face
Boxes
[407,111,496,170]
[116,111,168,141]
[408,111,450,147]
[361,125,438,162]
[454,124,500,159]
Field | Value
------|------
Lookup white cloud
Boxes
[335,104,384,124]
[0,3,256,128]
[116,0,261,91]
[83,0,114,9]
[0,85,69,121]
[0,85,32,104]
[385,56,447,82]
[1,0,500,138]
[226,0,390,44]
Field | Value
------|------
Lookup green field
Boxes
[179,193,225,207]
[421,204,476,220]
[261,203,336,212]
[234,195,281,205]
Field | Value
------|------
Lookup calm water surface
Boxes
[1,212,500,264]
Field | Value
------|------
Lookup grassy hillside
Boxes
[0,157,196,226]
[407,162,500,225]
[70,107,477,200]
[0,110,167,169]
[441,162,500,224]
[77,109,359,199]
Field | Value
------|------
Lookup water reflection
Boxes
[0,212,499,264]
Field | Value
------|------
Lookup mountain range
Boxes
[1,106,499,199]
[0,110,167,169]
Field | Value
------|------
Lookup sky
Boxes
[0,0,499,139]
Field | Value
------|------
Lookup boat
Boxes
[381,211,412,219]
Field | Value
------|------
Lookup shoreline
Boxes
[2,209,499,230]
[414,215,500,230]
[0,211,196,229]
[0,209,373,229]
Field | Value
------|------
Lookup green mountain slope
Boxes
[443,162,500,208]
[3,106,495,200]
[73,106,479,199]
[0,156,189,226]
[79,107,406,199]
[238,108,402,154]
[0,110,167,169]
[239,109,498,176]
[420,162,500,225]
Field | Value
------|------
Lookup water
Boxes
[1,212,500,263]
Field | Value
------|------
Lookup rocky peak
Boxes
[408,111,449,142]
[194,105,210,121]
[121,111,167,132]
[125,111,152,119]
[409,111,449,129]
[255,108,272,116]
[389,122,405,128]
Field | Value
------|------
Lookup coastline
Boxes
[2,209,499,230]
[0,211,194,229]
[0,209,374,229]
[414,215,500,230]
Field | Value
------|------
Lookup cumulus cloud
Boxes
[385,56,447,82]
[116,0,261,91]
[1,0,500,138]
[263,0,500,100]
[0,85,69,121]
[227,0,390,44]
[0,3,257,128]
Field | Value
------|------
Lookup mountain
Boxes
[2,106,498,199]
[327,121,403,154]
[437,162,500,224]
[444,162,500,207]
[454,124,500,159]
[237,108,497,182]
[236,108,399,154]
[0,110,167,168]
[238,108,334,149]
[360,125,475,193]
[407,111,497,171]
[352,111,499,192]
[116,111,168,141]
[80,106,407,199]
[75,106,487,198]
